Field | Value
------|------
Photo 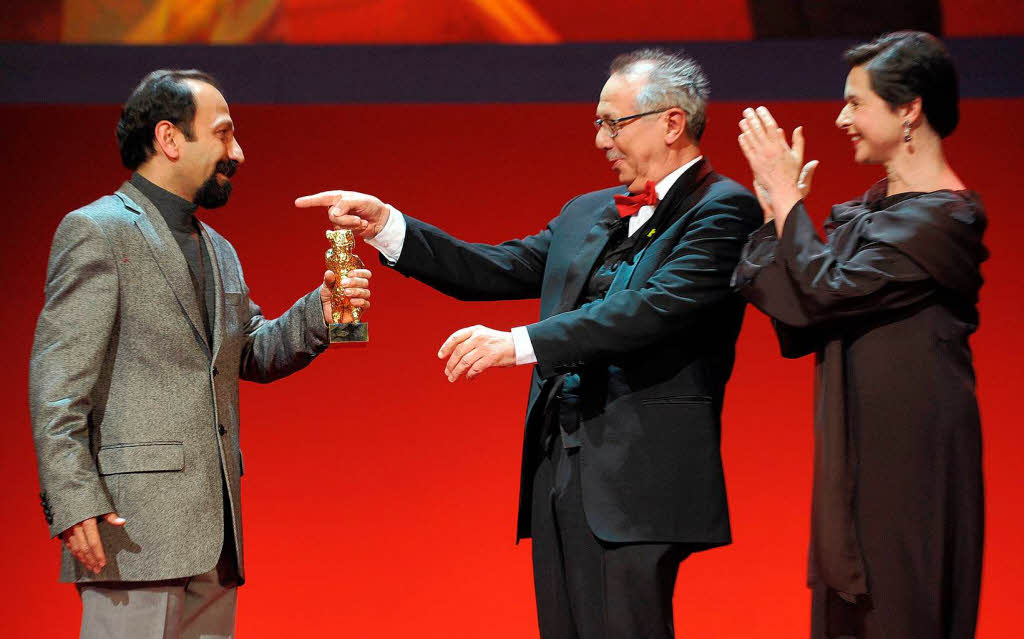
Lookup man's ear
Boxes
[153,120,181,161]
[664,108,687,145]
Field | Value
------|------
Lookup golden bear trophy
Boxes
[325,229,368,343]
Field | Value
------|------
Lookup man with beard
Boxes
[29,69,371,638]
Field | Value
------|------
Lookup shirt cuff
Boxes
[365,205,407,264]
[510,326,537,366]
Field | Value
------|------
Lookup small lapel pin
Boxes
[647,229,657,238]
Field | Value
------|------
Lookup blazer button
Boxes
[212,366,219,377]
[219,424,227,435]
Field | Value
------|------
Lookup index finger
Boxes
[438,327,474,359]
[70,525,98,571]
[792,125,806,162]
[295,191,345,208]
[67,527,91,567]
[82,518,107,570]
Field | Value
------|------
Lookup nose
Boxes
[595,124,612,150]
[835,105,850,130]
[230,137,245,164]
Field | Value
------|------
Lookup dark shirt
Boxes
[130,172,215,342]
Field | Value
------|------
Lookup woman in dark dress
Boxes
[732,32,987,638]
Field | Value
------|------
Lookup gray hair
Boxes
[609,48,710,142]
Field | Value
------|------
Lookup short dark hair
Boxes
[116,69,220,170]
[844,31,959,138]
[609,48,710,142]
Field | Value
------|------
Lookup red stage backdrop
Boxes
[3,0,1024,42]
[1,97,1021,636]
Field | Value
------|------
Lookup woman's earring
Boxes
[903,121,912,143]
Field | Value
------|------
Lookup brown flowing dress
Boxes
[732,180,987,638]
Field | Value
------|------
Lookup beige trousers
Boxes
[78,562,237,639]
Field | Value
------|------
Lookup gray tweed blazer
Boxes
[29,181,329,583]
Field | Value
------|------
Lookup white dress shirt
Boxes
[367,156,703,366]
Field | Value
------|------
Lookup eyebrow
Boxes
[212,117,235,131]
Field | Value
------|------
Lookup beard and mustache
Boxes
[193,159,239,209]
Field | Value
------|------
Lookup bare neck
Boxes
[884,135,964,196]
[648,146,702,185]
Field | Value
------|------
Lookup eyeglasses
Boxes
[594,108,672,138]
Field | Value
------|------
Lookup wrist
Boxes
[503,332,517,366]
[372,204,391,238]
[768,185,803,218]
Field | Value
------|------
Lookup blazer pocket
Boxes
[641,395,713,406]
[97,441,185,475]
[224,291,244,306]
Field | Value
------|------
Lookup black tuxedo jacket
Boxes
[389,160,761,546]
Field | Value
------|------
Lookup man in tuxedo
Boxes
[29,69,370,638]
[297,49,760,638]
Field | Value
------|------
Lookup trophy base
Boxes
[330,322,368,343]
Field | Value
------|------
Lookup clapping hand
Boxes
[738,106,818,228]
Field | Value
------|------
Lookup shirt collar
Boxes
[130,172,199,234]
[654,155,703,201]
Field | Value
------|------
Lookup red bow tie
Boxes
[613,181,658,218]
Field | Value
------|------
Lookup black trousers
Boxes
[530,442,688,639]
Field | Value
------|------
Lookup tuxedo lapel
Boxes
[556,202,619,314]
[116,182,211,353]
[607,245,648,294]
[612,160,713,293]
[651,159,711,229]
